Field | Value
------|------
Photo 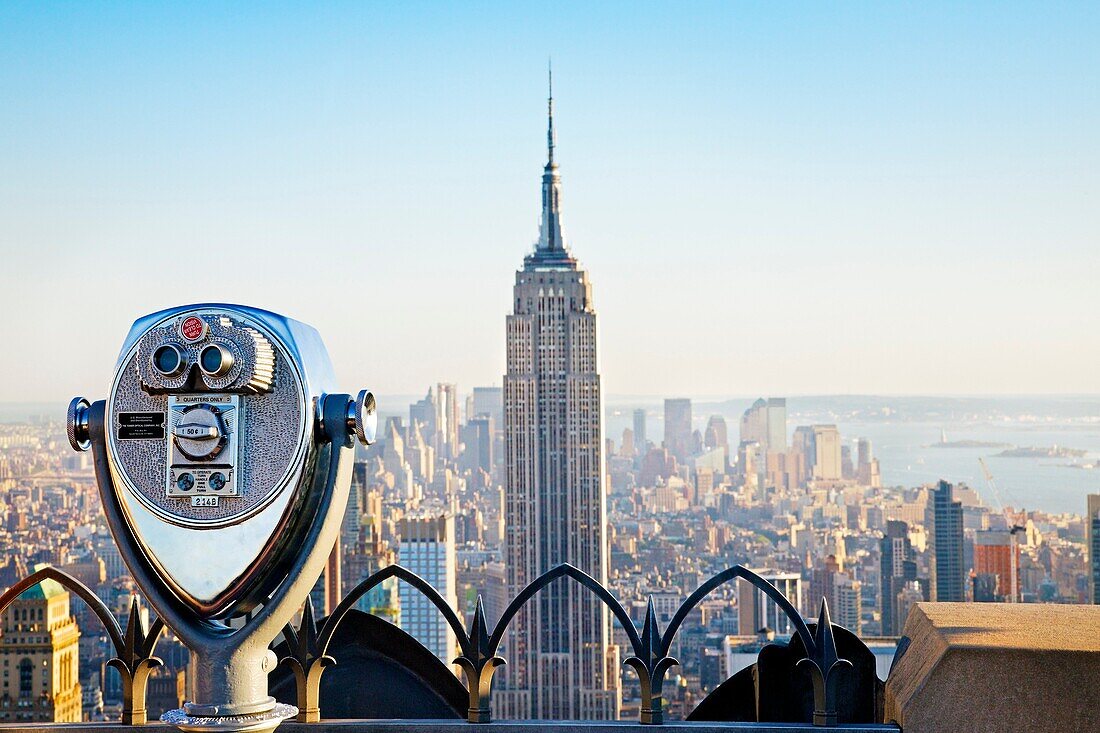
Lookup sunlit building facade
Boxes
[0,578,81,723]
[501,78,619,719]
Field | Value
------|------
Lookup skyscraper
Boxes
[812,425,842,481]
[740,399,768,446]
[857,437,882,488]
[832,573,862,635]
[632,408,647,454]
[0,577,82,722]
[435,383,460,460]
[1088,494,1100,605]
[740,397,786,454]
[472,386,504,425]
[929,480,965,602]
[809,554,841,612]
[398,511,459,667]
[879,520,917,635]
[765,398,787,453]
[973,530,1020,602]
[791,426,816,485]
[857,438,873,468]
[664,398,693,462]
[462,415,494,473]
[501,74,619,720]
[704,415,729,453]
[410,387,437,438]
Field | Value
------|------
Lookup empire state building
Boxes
[500,76,620,720]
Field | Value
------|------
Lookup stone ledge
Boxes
[0,722,899,733]
[885,602,1100,733]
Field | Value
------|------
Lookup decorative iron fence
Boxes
[0,563,871,727]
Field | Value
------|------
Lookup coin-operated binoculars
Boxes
[67,305,375,733]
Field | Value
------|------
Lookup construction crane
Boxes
[977,457,1025,602]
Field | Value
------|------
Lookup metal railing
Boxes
[0,564,857,727]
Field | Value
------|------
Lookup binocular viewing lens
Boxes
[199,344,234,377]
[153,344,184,376]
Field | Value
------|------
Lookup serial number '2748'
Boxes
[191,496,219,507]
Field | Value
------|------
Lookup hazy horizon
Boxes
[2,3,1098,402]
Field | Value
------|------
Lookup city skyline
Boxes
[2,3,1099,402]
[0,4,1097,728]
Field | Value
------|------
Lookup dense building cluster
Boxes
[344,392,1098,715]
[0,419,188,721]
[0,398,1095,721]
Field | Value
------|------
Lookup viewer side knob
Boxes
[67,397,91,452]
[347,390,377,446]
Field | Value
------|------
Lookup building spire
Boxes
[528,61,574,268]
[547,59,555,166]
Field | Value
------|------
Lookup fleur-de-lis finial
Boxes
[453,594,505,723]
[106,595,164,725]
[278,597,334,723]
[795,597,854,726]
[624,597,679,724]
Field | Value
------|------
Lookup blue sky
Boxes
[1,2,1097,402]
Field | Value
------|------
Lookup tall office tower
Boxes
[406,422,435,484]
[435,383,460,459]
[472,386,504,426]
[620,428,635,458]
[737,571,802,635]
[809,554,842,610]
[664,399,693,462]
[462,415,494,473]
[879,520,917,635]
[410,387,437,439]
[740,399,768,445]
[0,577,82,722]
[857,438,873,468]
[632,409,647,454]
[501,76,619,720]
[1087,494,1100,604]
[928,480,965,602]
[856,437,882,488]
[791,426,816,485]
[811,425,842,481]
[343,473,364,550]
[766,398,787,452]
[397,512,459,666]
[831,573,862,635]
[737,440,765,500]
[382,418,407,470]
[973,530,1020,602]
[704,415,730,463]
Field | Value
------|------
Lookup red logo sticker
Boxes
[180,316,206,342]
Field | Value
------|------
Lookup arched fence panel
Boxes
[274,562,854,726]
